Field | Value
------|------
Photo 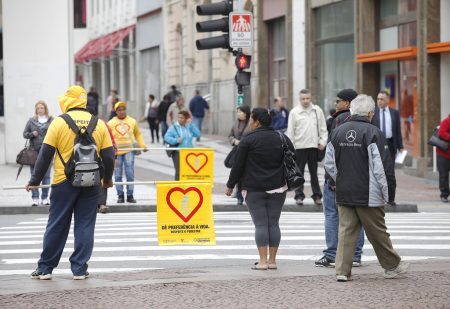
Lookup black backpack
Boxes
[56,113,104,187]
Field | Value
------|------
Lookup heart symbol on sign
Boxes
[185,153,208,174]
[115,123,130,136]
[166,187,203,223]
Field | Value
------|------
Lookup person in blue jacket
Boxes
[164,110,201,180]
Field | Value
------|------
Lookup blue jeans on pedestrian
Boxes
[30,165,51,199]
[115,152,135,196]
[160,121,168,141]
[37,180,100,276]
[192,117,203,141]
[322,179,364,262]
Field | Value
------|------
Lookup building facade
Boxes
[305,0,449,173]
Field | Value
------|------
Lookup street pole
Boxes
[236,0,244,107]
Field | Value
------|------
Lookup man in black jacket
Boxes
[315,89,365,268]
[325,94,408,282]
[371,90,404,163]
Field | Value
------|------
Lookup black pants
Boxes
[147,118,159,142]
[294,148,322,200]
[171,151,180,181]
[437,154,450,198]
[386,138,397,164]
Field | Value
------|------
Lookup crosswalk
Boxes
[0,212,449,276]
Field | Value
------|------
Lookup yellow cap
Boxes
[58,85,87,113]
[114,101,127,111]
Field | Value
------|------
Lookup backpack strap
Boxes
[86,115,98,136]
[60,114,80,134]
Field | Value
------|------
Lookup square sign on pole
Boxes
[229,12,253,48]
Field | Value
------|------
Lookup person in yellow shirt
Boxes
[108,101,147,203]
[25,85,115,280]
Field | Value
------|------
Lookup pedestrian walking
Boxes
[189,90,210,141]
[371,90,404,163]
[226,108,294,270]
[107,101,148,203]
[87,87,99,116]
[325,94,409,282]
[105,89,118,120]
[26,85,115,280]
[144,94,160,143]
[436,114,450,203]
[315,89,365,268]
[164,110,200,180]
[23,100,54,206]
[227,105,251,205]
[165,85,182,103]
[270,97,289,132]
[166,95,189,127]
[158,95,172,140]
[287,89,327,206]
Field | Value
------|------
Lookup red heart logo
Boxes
[166,187,203,223]
[115,123,130,136]
[185,153,208,174]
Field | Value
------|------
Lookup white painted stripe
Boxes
[0,267,163,276]
[1,244,449,255]
[3,255,449,265]
[2,229,450,240]
[2,235,450,246]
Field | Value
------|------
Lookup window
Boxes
[74,0,87,28]
[268,18,287,105]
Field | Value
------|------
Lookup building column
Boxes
[119,41,126,101]
[128,30,135,103]
[109,57,116,91]
[416,0,440,164]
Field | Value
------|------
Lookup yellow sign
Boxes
[179,148,214,182]
[156,181,216,245]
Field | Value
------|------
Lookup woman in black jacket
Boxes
[226,108,295,270]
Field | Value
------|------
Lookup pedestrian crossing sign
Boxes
[156,181,216,245]
[179,148,214,182]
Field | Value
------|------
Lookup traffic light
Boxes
[235,53,251,86]
[196,1,233,50]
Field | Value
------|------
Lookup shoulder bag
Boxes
[277,131,304,191]
[428,126,450,151]
[16,139,38,180]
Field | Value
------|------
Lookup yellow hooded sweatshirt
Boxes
[43,85,113,184]
[107,115,146,155]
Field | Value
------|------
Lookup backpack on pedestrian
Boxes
[56,113,104,187]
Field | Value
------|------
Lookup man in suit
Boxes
[371,90,404,163]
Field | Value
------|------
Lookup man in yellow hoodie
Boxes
[108,101,147,203]
[26,85,115,280]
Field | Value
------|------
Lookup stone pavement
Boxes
[1,259,449,308]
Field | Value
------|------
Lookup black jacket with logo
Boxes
[324,115,396,207]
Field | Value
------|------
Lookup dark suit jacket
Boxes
[371,107,404,151]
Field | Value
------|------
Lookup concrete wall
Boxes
[2,0,72,164]
[441,0,450,120]
[292,0,306,105]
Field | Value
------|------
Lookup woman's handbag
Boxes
[428,127,450,151]
[16,140,38,166]
[224,146,237,168]
[277,131,304,191]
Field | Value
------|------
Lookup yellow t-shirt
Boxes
[44,110,113,184]
[107,116,146,155]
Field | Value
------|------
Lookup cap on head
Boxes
[337,89,358,103]
[114,101,127,111]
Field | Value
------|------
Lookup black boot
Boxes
[117,194,125,203]
[127,195,137,203]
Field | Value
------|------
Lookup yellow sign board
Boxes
[179,148,214,182]
[156,181,216,245]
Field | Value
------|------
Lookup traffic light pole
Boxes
[237,47,244,106]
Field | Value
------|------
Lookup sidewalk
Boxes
[1,259,449,308]
[1,132,446,214]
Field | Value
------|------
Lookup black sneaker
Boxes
[127,195,137,203]
[441,197,449,203]
[117,195,125,203]
[315,256,335,268]
[73,272,90,280]
[30,269,52,280]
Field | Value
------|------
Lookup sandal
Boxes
[268,263,277,270]
[251,262,268,270]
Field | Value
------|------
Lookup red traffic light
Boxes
[235,54,251,70]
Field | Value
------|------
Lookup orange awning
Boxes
[356,47,417,63]
[427,41,450,54]
[75,25,135,63]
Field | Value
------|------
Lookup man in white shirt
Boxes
[287,89,328,206]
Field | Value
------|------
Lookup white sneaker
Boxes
[73,272,90,280]
[32,199,39,206]
[41,198,50,205]
[384,261,409,279]
[336,275,352,282]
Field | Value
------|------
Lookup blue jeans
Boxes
[322,179,364,262]
[160,121,168,141]
[37,180,100,276]
[192,117,203,141]
[30,165,51,199]
[115,152,135,196]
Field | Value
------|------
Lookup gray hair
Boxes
[350,94,375,116]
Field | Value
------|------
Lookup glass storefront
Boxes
[314,0,355,113]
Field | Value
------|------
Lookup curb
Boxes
[0,203,418,215]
